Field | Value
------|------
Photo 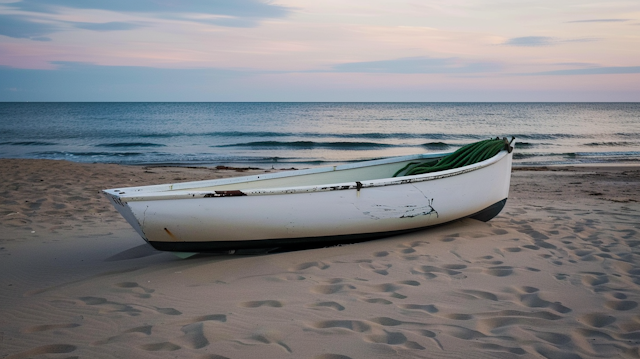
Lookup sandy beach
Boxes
[1,158,639,359]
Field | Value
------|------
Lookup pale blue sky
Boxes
[1,0,639,101]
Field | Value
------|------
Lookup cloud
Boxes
[181,16,266,28]
[72,22,143,32]
[567,19,629,23]
[0,13,144,39]
[503,36,598,47]
[562,38,599,43]
[1,0,290,41]
[330,56,502,74]
[503,36,555,47]
[0,14,57,40]
[9,0,290,26]
[523,66,640,76]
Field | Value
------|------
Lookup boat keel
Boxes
[468,198,507,222]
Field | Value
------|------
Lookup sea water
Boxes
[1,102,639,168]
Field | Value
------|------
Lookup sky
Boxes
[0,0,639,101]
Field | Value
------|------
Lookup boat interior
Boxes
[107,153,447,196]
[196,157,435,191]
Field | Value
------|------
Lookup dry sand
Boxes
[1,159,639,359]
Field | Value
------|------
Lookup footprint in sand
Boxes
[578,313,617,328]
[369,317,404,326]
[359,261,391,275]
[365,280,419,300]
[529,330,572,345]
[273,274,306,281]
[483,266,513,277]
[140,342,181,351]
[618,315,640,332]
[483,309,563,321]
[473,309,564,334]
[573,328,616,341]
[244,331,292,353]
[178,322,209,349]
[572,249,601,262]
[366,330,406,344]
[581,273,609,287]
[534,344,582,359]
[517,228,550,241]
[93,325,153,345]
[454,289,499,301]
[5,344,77,359]
[476,314,562,334]
[567,328,622,355]
[174,315,227,350]
[154,306,182,315]
[415,329,443,349]
[473,256,504,266]
[441,313,474,320]
[22,323,80,333]
[239,300,283,308]
[554,273,569,280]
[365,330,425,349]
[476,255,494,260]
[362,298,393,305]
[312,320,371,333]
[474,343,526,355]
[190,314,227,322]
[507,286,572,313]
[398,304,438,313]
[311,283,356,295]
[442,325,487,340]
[612,262,640,282]
[78,296,142,316]
[307,301,345,311]
[611,292,627,299]
[289,261,329,271]
[113,281,155,298]
[370,281,419,293]
[604,300,638,311]
[411,264,467,279]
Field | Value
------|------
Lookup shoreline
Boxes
[1,158,639,358]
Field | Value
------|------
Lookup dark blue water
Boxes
[1,102,639,167]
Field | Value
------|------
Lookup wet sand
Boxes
[1,159,639,359]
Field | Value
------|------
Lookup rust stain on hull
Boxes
[164,227,180,241]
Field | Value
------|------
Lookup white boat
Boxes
[103,139,515,253]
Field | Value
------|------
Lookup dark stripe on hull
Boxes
[149,198,507,253]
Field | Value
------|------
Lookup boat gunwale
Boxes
[106,149,512,202]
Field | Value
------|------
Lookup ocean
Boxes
[1,102,639,168]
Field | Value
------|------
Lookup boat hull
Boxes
[147,198,507,252]
[104,147,513,252]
